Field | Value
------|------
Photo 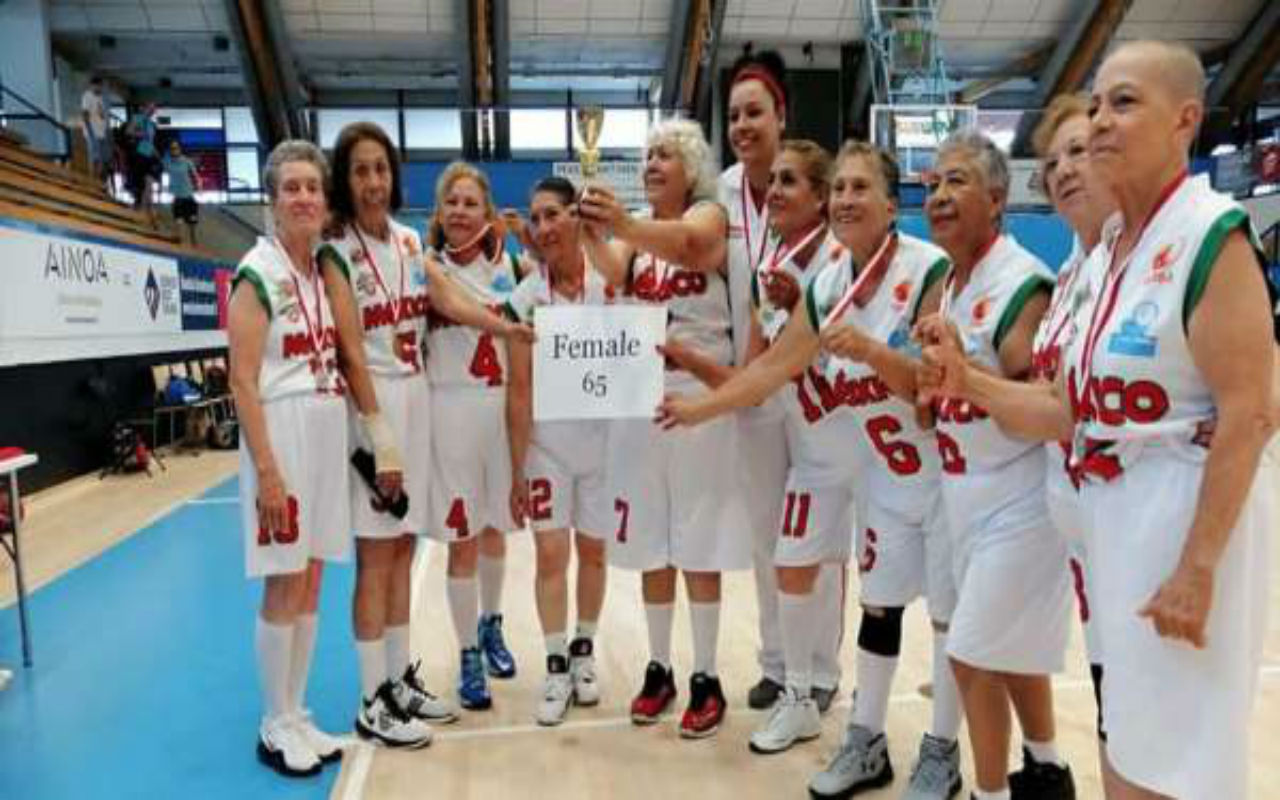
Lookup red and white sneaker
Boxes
[629,661,677,724]
[680,672,726,739]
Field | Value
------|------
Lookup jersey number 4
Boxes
[469,333,503,387]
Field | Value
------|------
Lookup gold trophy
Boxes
[575,106,605,180]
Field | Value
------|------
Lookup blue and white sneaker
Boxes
[458,647,492,710]
[478,613,517,679]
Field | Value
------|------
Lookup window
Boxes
[156,108,223,129]
[316,109,400,149]
[510,108,568,152]
[404,109,461,150]
[224,107,259,144]
[227,148,260,194]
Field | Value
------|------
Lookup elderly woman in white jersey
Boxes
[505,176,612,727]
[919,94,1120,795]
[1064,42,1273,800]
[577,119,744,738]
[424,162,530,710]
[323,123,527,747]
[912,130,1075,800]
[230,140,394,777]
[661,141,963,798]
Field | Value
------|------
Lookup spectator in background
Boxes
[126,102,161,222]
[165,140,200,245]
[80,76,111,188]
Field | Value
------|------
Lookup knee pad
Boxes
[857,606,904,657]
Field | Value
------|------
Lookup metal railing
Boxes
[0,80,72,162]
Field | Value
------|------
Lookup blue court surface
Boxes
[0,478,357,799]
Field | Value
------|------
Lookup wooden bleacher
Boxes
[0,136,186,251]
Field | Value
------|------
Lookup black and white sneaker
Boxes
[1009,747,1075,800]
[257,715,322,778]
[395,661,461,724]
[355,681,433,749]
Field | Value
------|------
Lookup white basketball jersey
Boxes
[935,234,1055,474]
[234,237,345,403]
[329,219,430,377]
[507,253,614,466]
[749,231,862,487]
[425,247,524,389]
[1066,173,1264,460]
[807,233,949,508]
[622,244,733,395]
[719,162,777,365]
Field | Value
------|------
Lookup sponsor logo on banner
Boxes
[145,269,161,319]
[178,259,233,331]
[1108,301,1159,357]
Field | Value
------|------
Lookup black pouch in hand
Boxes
[350,448,409,520]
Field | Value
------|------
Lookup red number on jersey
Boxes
[445,498,471,539]
[528,478,553,522]
[1069,557,1090,623]
[865,415,923,476]
[257,494,300,546]
[394,330,421,371]
[935,431,967,475]
[859,527,878,573]
[781,491,812,539]
[469,333,503,387]
[614,498,630,544]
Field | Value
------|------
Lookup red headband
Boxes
[732,66,786,112]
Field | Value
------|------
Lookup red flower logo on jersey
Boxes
[356,272,378,298]
[972,297,992,324]
[891,280,912,309]
[1146,239,1184,285]
[350,247,368,265]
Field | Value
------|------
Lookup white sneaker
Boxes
[569,638,600,707]
[807,721,893,798]
[355,682,433,749]
[257,715,322,777]
[0,668,12,692]
[748,686,821,754]
[289,709,345,763]
[395,662,461,724]
[536,655,574,727]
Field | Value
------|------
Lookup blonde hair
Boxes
[646,118,717,204]
[1031,93,1089,159]
[429,161,499,254]
[779,139,833,201]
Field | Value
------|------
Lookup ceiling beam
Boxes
[222,0,308,149]
[1200,0,1280,151]
[1010,0,1133,155]
[455,0,479,160]
[659,0,694,113]
[491,0,511,160]
[958,43,1054,105]
[691,0,728,130]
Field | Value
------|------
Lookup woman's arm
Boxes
[1140,230,1276,648]
[580,186,727,272]
[581,224,634,288]
[506,337,534,526]
[658,306,818,427]
[227,283,290,534]
[423,254,533,342]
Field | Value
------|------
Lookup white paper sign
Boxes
[552,160,648,211]
[533,304,667,421]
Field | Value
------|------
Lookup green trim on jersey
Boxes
[508,250,524,282]
[994,274,1053,353]
[1183,208,1262,333]
[804,277,823,332]
[912,257,950,324]
[316,242,351,283]
[500,300,522,323]
[750,269,761,309]
[232,267,272,320]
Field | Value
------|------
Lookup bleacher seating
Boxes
[0,136,184,250]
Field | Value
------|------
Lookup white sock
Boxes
[545,632,568,659]
[930,629,963,740]
[779,591,816,697]
[1025,738,1064,768]
[255,617,294,720]
[575,620,598,641]
[447,577,480,648]
[974,790,1010,800]
[356,637,387,701]
[385,624,411,681]
[689,601,721,677]
[478,554,504,616]
[288,613,317,714]
[852,647,898,735]
[644,602,674,667]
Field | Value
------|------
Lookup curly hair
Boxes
[645,118,718,205]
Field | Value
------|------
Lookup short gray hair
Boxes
[936,129,1010,204]
[262,139,330,202]
[646,118,717,204]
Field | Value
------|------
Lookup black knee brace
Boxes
[856,606,905,657]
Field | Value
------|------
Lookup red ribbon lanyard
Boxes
[740,172,770,272]
[822,231,898,328]
[765,222,826,275]
[274,239,326,362]
[353,224,407,327]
